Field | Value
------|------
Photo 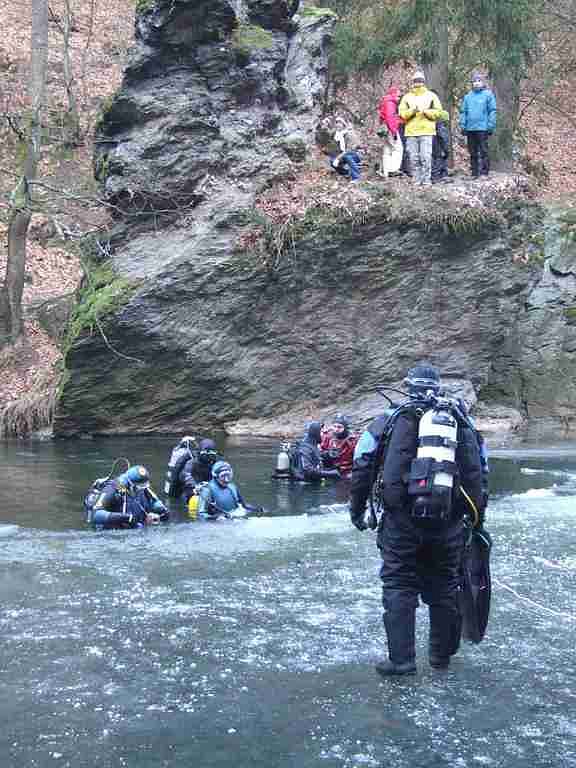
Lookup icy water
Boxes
[0,436,575,768]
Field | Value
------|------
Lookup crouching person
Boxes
[330,116,363,183]
[90,465,168,529]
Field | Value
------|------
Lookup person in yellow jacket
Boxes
[398,71,443,186]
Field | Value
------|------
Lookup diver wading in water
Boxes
[350,363,490,677]
[197,461,264,520]
[274,421,342,482]
[84,463,168,529]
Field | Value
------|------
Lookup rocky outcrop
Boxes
[483,204,576,437]
[92,0,334,280]
[55,1,576,439]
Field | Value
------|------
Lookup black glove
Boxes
[244,504,265,515]
[352,517,368,531]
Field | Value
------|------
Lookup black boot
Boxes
[375,659,417,677]
[376,610,417,677]
[429,605,461,669]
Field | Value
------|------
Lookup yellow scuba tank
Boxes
[188,494,199,520]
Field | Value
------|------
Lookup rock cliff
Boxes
[55,0,576,439]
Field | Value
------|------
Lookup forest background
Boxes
[1,0,575,435]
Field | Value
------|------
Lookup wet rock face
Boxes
[56,203,547,437]
[485,205,576,437]
[55,3,576,438]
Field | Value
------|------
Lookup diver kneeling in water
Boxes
[87,465,168,529]
[197,461,263,519]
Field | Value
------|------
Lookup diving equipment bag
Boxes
[459,526,492,643]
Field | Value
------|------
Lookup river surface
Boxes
[0,436,575,768]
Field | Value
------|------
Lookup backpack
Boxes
[288,442,304,478]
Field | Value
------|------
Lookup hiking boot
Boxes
[375,660,417,677]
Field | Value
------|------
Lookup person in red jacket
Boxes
[377,86,405,178]
[320,414,358,476]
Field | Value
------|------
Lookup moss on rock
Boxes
[301,6,338,19]
[63,261,137,351]
[231,23,274,54]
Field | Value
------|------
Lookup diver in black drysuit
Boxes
[291,421,341,482]
[179,438,220,501]
[350,364,485,676]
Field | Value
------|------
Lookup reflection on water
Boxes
[0,438,575,767]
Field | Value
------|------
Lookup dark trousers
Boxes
[398,123,411,175]
[378,512,464,663]
[467,131,490,176]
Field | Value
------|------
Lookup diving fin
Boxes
[459,527,492,643]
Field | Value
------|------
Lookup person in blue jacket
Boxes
[459,73,497,179]
[197,461,263,519]
[89,465,168,529]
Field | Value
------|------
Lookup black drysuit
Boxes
[351,408,483,666]
[432,120,450,182]
[291,421,340,482]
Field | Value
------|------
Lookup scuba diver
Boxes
[320,413,358,476]
[164,436,198,498]
[180,438,220,502]
[86,465,169,530]
[349,363,487,677]
[284,421,342,483]
[197,461,263,520]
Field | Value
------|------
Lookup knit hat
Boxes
[412,70,426,82]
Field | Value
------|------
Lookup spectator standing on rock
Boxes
[329,116,363,183]
[459,73,497,179]
[399,71,443,186]
[377,86,404,178]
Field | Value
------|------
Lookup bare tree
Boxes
[62,0,81,145]
[0,0,49,347]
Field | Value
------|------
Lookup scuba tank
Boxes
[83,457,130,523]
[83,477,109,522]
[274,442,292,479]
[165,437,197,497]
[188,493,199,520]
[407,403,458,520]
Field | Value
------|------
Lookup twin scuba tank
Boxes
[83,477,109,522]
[407,403,458,520]
[164,439,197,497]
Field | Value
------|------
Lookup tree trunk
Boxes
[491,71,520,171]
[62,0,81,147]
[0,0,49,347]
[422,18,449,109]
